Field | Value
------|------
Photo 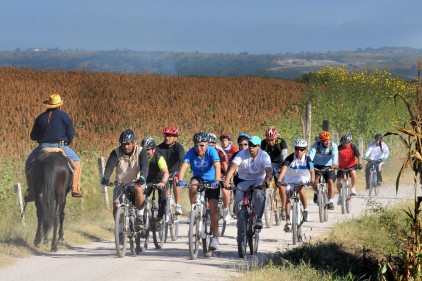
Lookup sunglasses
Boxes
[248,143,259,148]
[295,147,306,151]
[238,143,249,147]
[194,144,206,148]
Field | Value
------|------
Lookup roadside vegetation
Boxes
[0,63,420,279]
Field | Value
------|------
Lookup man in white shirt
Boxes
[224,136,272,229]
[364,133,389,187]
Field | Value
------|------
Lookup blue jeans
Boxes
[25,143,81,170]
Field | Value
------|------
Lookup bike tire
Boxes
[373,171,379,196]
[115,206,127,258]
[135,232,142,254]
[341,181,347,214]
[292,201,298,245]
[369,170,375,197]
[170,214,179,241]
[203,211,212,258]
[274,192,282,226]
[264,189,274,228]
[237,209,248,258]
[188,210,200,260]
[218,201,226,237]
[317,188,324,223]
[323,190,328,222]
[249,215,259,255]
[152,209,164,249]
[346,193,351,214]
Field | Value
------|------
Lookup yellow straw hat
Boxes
[43,94,63,108]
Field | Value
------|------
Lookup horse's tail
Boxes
[42,162,57,235]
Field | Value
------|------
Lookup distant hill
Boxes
[1,47,421,80]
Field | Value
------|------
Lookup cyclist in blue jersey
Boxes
[308,131,338,210]
[177,132,222,250]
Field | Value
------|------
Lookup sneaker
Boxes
[351,187,357,196]
[254,220,263,229]
[377,181,382,186]
[327,202,334,210]
[284,222,291,232]
[303,210,310,222]
[280,208,286,220]
[135,216,143,227]
[209,237,219,251]
[223,208,231,222]
[337,196,342,205]
[313,193,318,204]
[175,204,183,215]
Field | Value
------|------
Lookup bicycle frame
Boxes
[284,182,305,245]
[338,168,353,214]
[315,167,330,223]
[367,159,382,197]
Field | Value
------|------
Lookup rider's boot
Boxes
[71,161,83,198]
[24,169,35,202]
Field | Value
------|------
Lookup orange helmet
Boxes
[319,131,331,141]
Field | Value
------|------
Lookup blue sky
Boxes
[1,0,421,54]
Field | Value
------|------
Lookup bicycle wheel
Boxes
[341,181,347,214]
[188,210,200,260]
[369,170,375,197]
[152,208,164,249]
[274,192,282,226]
[373,171,379,196]
[264,189,274,228]
[128,214,136,256]
[218,202,227,237]
[202,210,212,258]
[115,206,127,258]
[168,198,179,241]
[346,188,351,214]
[292,201,298,245]
[143,207,150,251]
[317,188,324,223]
[323,190,328,222]
[237,209,248,258]
[249,215,259,255]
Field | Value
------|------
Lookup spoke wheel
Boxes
[264,189,274,228]
[152,209,164,249]
[292,201,298,245]
[317,188,324,223]
[274,192,282,226]
[237,209,248,258]
[341,182,347,214]
[188,211,200,260]
[115,207,127,258]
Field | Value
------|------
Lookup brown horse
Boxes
[29,151,73,251]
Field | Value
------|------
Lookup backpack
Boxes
[262,136,284,152]
[316,141,333,155]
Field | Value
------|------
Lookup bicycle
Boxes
[367,159,382,197]
[165,177,179,242]
[134,183,165,253]
[217,185,227,237]
[315,167,330,223]
[184,182,216,260]
[338,167,354,214]
[110,181,138,258]
[280,182,308,245]
[231,183,261,258]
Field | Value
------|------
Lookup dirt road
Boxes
[1,184,419,281]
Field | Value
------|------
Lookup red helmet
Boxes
[265,126,278,140]
[163,126,180,136]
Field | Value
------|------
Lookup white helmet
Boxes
[294,139,308,148]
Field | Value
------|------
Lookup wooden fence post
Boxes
[98,156,110,210]
[305,101,312,145]
[14,183,25,225]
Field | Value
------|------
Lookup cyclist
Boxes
[177,132,222,250]
[25,93,83,200]
[364,133,389,188]
[276,139,314,232]
[224,136,272,230]
[309,131,338,210]
[261,126,288,219]
[101,129,149,221]
[142,138,169,225]
[156,126,185,215]
[336,134,363,204]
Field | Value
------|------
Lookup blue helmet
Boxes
[119,129,135,143]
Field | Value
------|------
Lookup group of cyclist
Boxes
[24,94,390,254]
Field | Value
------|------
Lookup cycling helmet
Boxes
[192,132,208,143]
[119,129,135,143]
[141,138,157,150]
[163,126,180,136]
[237,133,250,143]
[219,133,231,141]
[265,126,278,140]
[294,139,308,148]
[374,133,382,141]
[207,133,217,144]
[341,133,352,145]
[319,131,331,141]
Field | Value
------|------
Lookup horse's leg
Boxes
[51,201,61,252]
[58,201,66,245]
[34,199,43,247]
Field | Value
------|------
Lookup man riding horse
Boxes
[25,93,83,200]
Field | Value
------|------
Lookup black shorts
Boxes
[191,177,220,201]
[336,166,356,179]
[314,165,336,182]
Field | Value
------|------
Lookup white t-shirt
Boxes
[365,141,389,160]
[232,149,272,181]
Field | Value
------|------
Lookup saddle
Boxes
[39,148,75,171]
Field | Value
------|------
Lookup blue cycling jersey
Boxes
[183,146,220,182]
[309,141,338,166]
